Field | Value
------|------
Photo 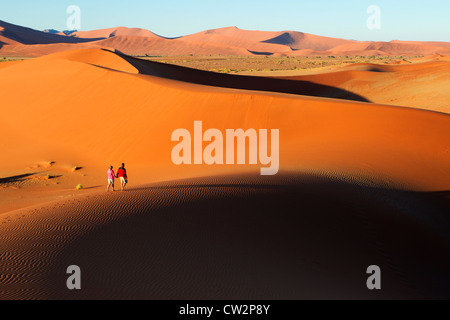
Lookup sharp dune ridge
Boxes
[0,20,103,48]
[1,20,450,57]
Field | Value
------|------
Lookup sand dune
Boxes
[1,174,449,299]
[1,21,450,57]
[1,48,449,299]
[392,40,450,49]
[184,26,282,42]
[330,41,450,56]
[276,60,450,113]
[0,35,253,57]
[0,48,449,189]
[262,31,354,51]
[181,27,353,53]
[179,32,293,54]
[95,36,253,56]
[0,20,101,47]
[72,26,161,39]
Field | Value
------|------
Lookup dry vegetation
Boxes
[138,55,423,73]
[0,57,28,62]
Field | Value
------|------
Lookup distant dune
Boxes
[0,20,101,48]
[1,20,450,57]
[275,59,450,113]
[72,26,162,39]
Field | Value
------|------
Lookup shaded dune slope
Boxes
[0,174,449,299]
[262,31,353,51]
[116,51,370,102]
[0,20,102,48]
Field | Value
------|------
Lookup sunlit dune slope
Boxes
[275,60,450,113]
[0,49,449,191]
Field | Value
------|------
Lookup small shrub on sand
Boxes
[45,174,51,180]
[76,184,83,190]
[72,166,80,172]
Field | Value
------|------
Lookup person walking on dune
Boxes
[116,163,128,191]
[107,165,115,192]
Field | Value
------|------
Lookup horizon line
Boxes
[2,19,449,44]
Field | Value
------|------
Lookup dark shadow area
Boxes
[0,20,104,46]
[82,185,102,190]
[262,32,299,46]
[363,67,386,72]
[46,175,62,180]
[37,173,450,299]
[345,65,389,73]
[247,50,274,56]
[113,50,372,103]
[0,173,35,184]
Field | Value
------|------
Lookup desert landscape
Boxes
[0,19,449,299]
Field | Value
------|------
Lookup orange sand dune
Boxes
[1,48,450,300]
[329,41,450,55]
[2,21,450,57]
[72,26,161,39]
[182,27,354,53]
[392,40,450,49]
[0,42,105,57]
[184,26,283,42]
[262,31,355,51]
[409,54,450,62]
[0,60,21,70]
[1,174,449,299]
[178,32,293,54]
[0,48,449,191]
[95,36,253,56]
[0,35,253,57]
[0,20,101,47]
[276,60,450,113]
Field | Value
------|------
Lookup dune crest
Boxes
[1,20,450,57]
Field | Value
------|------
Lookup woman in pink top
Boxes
[107,165,115,192]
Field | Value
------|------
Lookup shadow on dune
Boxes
[112,50,372,103]
[41,174,450,300]
[262,32,300,46]
[247,50,275,56]
[0,173,35,184]
[0,20,104,46]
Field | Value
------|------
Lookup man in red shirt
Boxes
[116,163,128,191]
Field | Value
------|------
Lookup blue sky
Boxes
[1,0,449,41]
